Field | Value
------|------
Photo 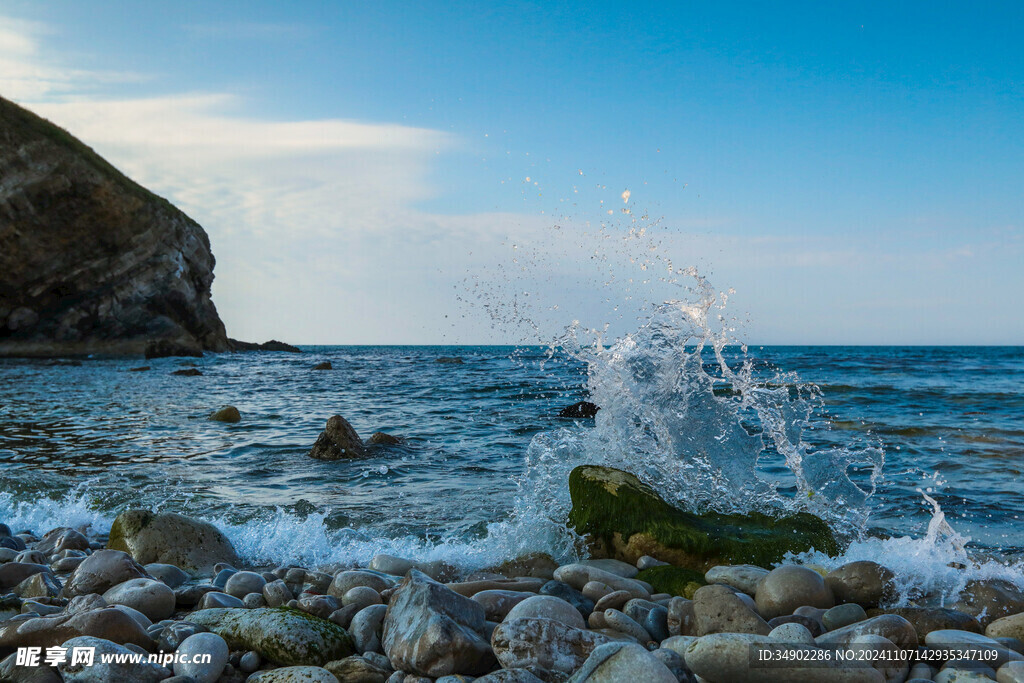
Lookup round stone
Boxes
[342,586,382,610]
[823,602,868,631]
[504,595,586,630]
[224,571,267,598]
[755,565,834,619]
[102,578,176,621]
[174,632,229,683]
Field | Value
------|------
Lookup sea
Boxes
[1,324,1023,603]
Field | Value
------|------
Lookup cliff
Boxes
[0,95,229,357]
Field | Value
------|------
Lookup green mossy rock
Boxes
[567,465,839,571]
[635,566,707,598]
[185,607,355,666]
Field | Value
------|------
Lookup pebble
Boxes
[472,589,534,621]
[755,565,835,619]
[505,595,587,629]
[593,590,632,612]
[769,621,816,644]
[693,584,771,636]
[173,632,229,683]
[582,581,616,601]
[263,579,294,607]
[242,592,266,608]
[825,561,895,608]
[823,602,869,631]
[101,577,176,621]
[239,651,261,673]
[224,570,267,598]
[144,563,190,588]
[342,585,383,610]
[350,603,388,654]
[196,591,244,609]
[704,564,771,596]
[603,608,652,643]
[539,580,594,617]
[636,555,669,570]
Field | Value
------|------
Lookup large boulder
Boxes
[0,95,229,358]
[0,607,152,650]
[567,465,838,570]
[381,570,495,677]
[107,509,239,574]
[309,415,367,460]
[184,607,354,666]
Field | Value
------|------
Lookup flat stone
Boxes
[823,603,869,631]
[636,556,669,571]
[553,564,651,597]
[704,564,770,596]
[603,608,651,642]
[577,559,640,579]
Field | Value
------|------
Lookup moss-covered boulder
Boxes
[185,607,355,666]
[635,565,707,599]
[108,510,240,575]
[567,465,838,570]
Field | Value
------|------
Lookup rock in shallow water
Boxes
[209,405,241,423]
[309,415,368,460]
[381,570,494,677]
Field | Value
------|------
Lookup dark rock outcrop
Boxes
[229,338,302,353]
[0,95,229,357]
[559,401,600,418]
[309,415,367,460]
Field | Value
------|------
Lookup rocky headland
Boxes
[0,95,235,358]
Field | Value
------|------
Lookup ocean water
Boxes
[1,333,1023,599]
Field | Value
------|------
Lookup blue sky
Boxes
[1,1,1021,343]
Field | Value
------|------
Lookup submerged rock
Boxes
[107,509,240,574]
[185,607,354,666]
[229,339,302,353]
[309,415,368,460]
[171,368,203,377]
[367,432,402,446]
[559,401,600,419]
[209,405,241,423]
[567,465,839,570]
[313,361,332,370]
